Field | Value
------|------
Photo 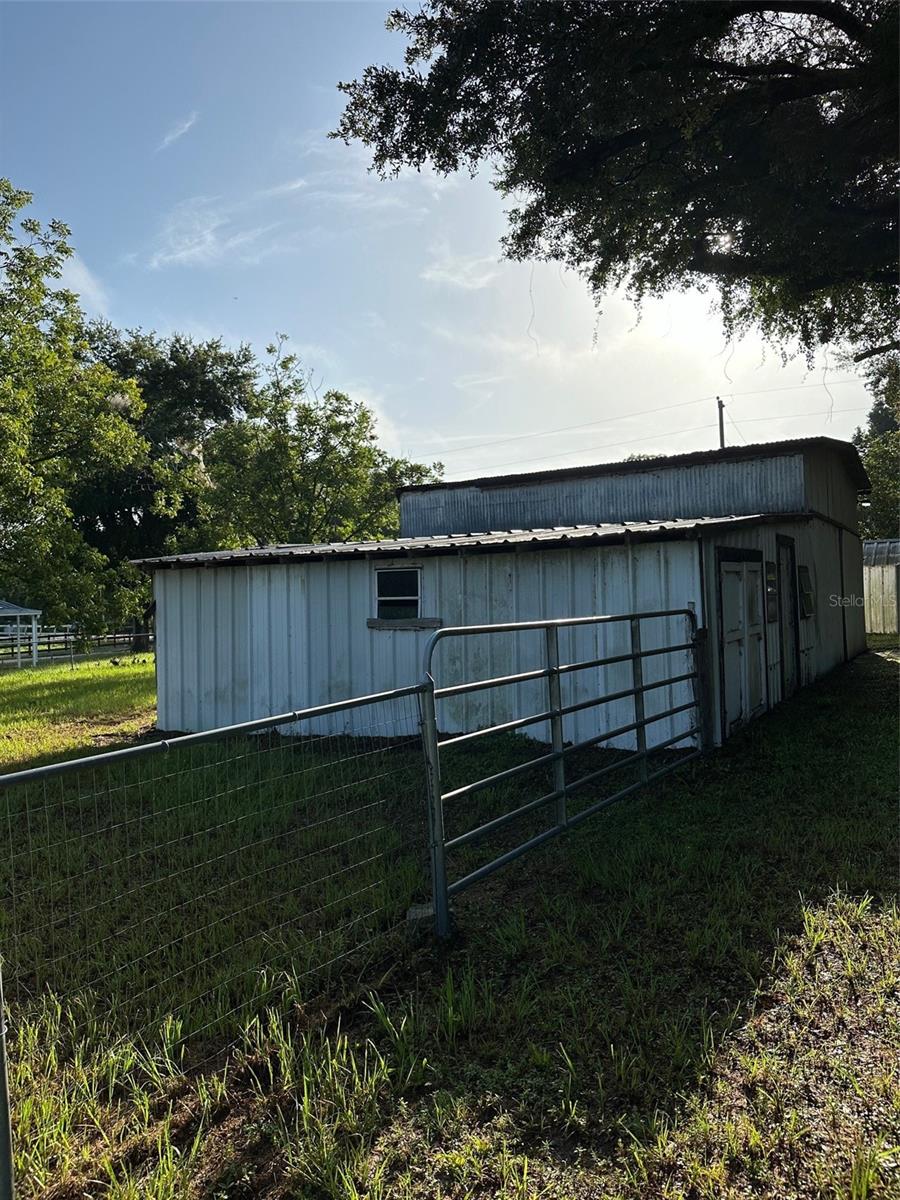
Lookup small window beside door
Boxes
[765,561,778,622]
[797,565,815,618]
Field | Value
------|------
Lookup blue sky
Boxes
[2,1,872,479]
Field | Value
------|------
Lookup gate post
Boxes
[630,618,649,782]
[690,625,715,752]
[544,625,567,827]
[419,678,451,939]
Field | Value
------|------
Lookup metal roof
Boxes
[399,436,870,494]
[863,539,900,566]
[0,600,41,617]
[134,513,803,571]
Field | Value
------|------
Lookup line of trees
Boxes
[0,181,440,629]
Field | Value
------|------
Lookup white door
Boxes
[721,558,766,735]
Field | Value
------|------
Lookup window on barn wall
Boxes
[798,565,816,618]
[375,568,421,620]
[765,561,778,622]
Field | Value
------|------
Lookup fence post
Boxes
[419,677,452,939]
[630,617,649,782]
[0,964,14,1200]
[690,624,715,752]
[544,625,567,827]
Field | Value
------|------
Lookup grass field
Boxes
[1,647,897,1198]
[0,657,157,771]
[867,632,900,657]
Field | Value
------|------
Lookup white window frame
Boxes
[374,566,422,621]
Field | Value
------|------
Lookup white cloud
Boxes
[282,130,432,220]
[421,244,501,290]
[302,187,424,217]
[454,372,509,391]
[58,254,109,315]
[425,320,587,372]
[143,133,429,270]
[292,128,338,159]
[148,196,285,269]
[256,178,307,199]
[157,111,198,152]
[345,383,407,456]
[452,372,509,407]
[148,197,228,267]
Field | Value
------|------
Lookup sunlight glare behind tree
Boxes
[336,0,898,369]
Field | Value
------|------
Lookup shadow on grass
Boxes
[356,650,898,1159]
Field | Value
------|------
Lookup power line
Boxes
[442,406,870,478]
[412,377,863,460]
[415,396,710,458]
[445,421,721,477]
[737,407,867,424]
[694,378,861,402]
[725,407,749,446]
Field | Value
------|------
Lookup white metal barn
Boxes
[138,437,868,748]
[862,540,899,634]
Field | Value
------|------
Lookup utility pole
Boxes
[717,396,726,449]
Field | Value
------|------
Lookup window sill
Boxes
[367,618,443,631]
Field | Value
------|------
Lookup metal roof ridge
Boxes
[397,435,869,495]
[132,513,781,569]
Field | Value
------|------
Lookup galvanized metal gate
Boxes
[418,609,710,938]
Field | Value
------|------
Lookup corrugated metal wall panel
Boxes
[421,545,699,750]
[843,535,868,650]
[155,542,701,749]
[804,446,861,532]
[400,455,806,536]
[155,566,252,732]
[800,522,846,684]
[153,571,175,730]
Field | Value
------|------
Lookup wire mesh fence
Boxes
[0,612,707,1046]
[0,687,428,1065]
